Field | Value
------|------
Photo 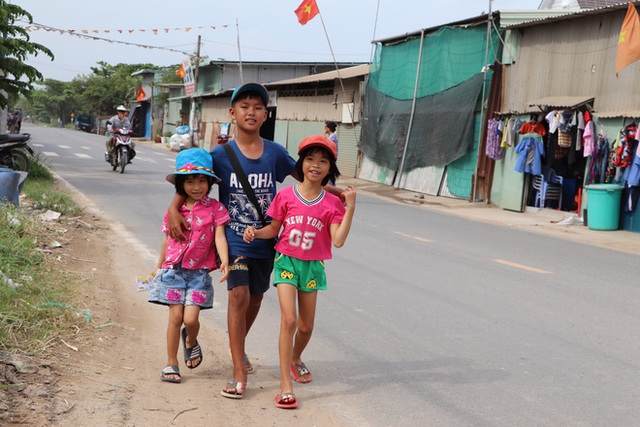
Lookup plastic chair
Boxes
[532,169,563,209]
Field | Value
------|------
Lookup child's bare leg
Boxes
[165,304,184,380]
[277,284,298,394]
[182,305,201,368]
[227,286,251,386]
[292,290,317,383]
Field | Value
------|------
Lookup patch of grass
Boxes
[21,155,82,217]
[0,158,86,354]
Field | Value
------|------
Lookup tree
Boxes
[30,79,77,124]
[81,61,155,117]
[0,1,53,109]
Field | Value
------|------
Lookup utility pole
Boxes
[189,35,201,147]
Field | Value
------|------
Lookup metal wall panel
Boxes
[398,166,446,196]
[502,10,640,116]
[336,124,360,178]
[276,95,340,121]
[358,156,396,185]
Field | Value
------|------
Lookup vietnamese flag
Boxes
[616,1,640,75]
[137,87,146,101]
[295,0,319,25]
[176,63,185,78]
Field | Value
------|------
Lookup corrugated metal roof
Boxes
[594,110,640,118]
[528,95,594,108]
[503,1,635,29]
[265,64,370,86]
[373,10,585,45]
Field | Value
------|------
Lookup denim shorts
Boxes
[148,266,213,309]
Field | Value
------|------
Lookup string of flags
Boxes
[19,21,231,55]
[23,23,230,35]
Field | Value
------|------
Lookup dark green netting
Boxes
[368,25,500,98]
[361,73,484,170]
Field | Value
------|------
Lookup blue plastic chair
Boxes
[532,168,563,209]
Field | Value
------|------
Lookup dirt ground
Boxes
[0,188,341,426]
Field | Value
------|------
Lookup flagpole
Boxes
[316,9,358,144]
[369,0,381,63]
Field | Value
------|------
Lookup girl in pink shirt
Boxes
[244,135,356,409]
[148,148,230,384]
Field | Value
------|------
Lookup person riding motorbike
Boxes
[105,105,135,163]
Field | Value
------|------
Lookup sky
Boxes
[12,0,543,82]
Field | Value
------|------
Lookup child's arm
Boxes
[331,185,356,248]
[150,235,168,277]
[167,193,188,241]
[243,220,282,243]
[214,224,229,282]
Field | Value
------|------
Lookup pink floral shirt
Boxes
[161,196,230,271]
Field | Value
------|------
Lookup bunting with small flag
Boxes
[295,0,319,25]
[616,1,640,75]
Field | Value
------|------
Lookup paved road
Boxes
[29,124,640,426]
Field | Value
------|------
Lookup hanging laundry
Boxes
[612,123,638,168]
[514,133,545,175]
[486,118,505,160]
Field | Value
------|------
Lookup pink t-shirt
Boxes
[267,185,345,261]
[161,195,230,271]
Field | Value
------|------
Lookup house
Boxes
[490,1,640,232]
[360,12,510,200]
[196,63,368,178]
[161,60,364,148]
[129,69,172,140]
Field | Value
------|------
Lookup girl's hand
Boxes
[219,261,229,282]
[243,226,256,243]
[342,185,356,208]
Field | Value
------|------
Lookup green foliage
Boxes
[0,202,78,354]
[0,156,86,353]
[0,1,54,109]
[27,61,168,122]
[20,155,81,216]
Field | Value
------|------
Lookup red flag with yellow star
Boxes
[617,1,640,75]
[295,0,319,25]
[136,87,146,101]
[176,64,185,78]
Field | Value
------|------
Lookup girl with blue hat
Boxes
[148,148,230,383]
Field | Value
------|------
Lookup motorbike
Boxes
[108,127,136,174]
[0,133,34,173]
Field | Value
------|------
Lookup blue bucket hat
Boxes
[166,148,220,184]
[230,82,269,106]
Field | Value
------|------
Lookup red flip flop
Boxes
[275,393,297,409]
[291,363,312,383]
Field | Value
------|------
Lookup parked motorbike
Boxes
[0,133,34,173]
[108,127,135,173]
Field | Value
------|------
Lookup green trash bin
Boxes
[585,184,624,230]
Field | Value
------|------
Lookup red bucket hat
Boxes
[297,135,338,160]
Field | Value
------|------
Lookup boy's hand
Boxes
[243,226,256,243]
[168,211,189,241]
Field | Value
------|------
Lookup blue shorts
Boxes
[226,255,273,295]
[148,266,213,309]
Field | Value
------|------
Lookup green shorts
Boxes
[273,252,327,292]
